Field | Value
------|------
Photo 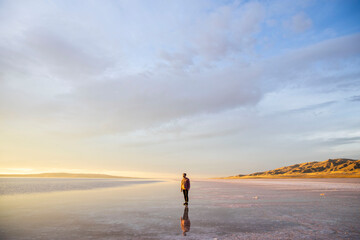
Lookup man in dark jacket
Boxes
[181,173,190,205]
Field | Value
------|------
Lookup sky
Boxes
[0,0,360,178]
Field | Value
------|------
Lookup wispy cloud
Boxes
[349,95,360,102]
[284,12,312,33]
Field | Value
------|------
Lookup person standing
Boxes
[181,173,190,205]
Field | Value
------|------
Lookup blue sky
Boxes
[0,0,359,177]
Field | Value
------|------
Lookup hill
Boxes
[0,172,134,179]
[225,158,360,179]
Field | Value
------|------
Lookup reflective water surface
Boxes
[181,206,191,236]
[0,178,360,239]
[0,178,160,195]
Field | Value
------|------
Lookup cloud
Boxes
[283,101,337,114]
[0,0,268,136]
[159,1,265,67]
[260,33,360,92]
[327,136,360,146]
[349,95,360,102]
[65,65,262,135]
[0,0,359,139]
[1,30,360,139]
[191,1,265,61]
[284,12,312,33]
[81,33,360,136]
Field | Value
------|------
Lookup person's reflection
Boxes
[180,206,191,236]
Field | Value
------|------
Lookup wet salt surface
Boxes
[0,178,359,240]
[0,178,160,195]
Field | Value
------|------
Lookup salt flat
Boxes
[0,178,359,239]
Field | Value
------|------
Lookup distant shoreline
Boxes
[0,173,138,179]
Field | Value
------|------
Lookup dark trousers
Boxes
[183,189,189,202]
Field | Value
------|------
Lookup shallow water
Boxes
[0,178,160,195]
[0,178,359,239]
